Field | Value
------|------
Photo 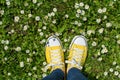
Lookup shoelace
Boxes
[65,48,84,70]
[44,49,64,71]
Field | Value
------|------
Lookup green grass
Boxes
[0,0,120,80]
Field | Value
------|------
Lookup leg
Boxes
[66,35,88,80]
[43,35,65,80]
[42,69,64,80]
[67,67,88,80]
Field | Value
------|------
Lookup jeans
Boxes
[42,68,88,80]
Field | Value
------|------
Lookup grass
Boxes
[0,0,120,80]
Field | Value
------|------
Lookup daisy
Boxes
[14,16,20,22]
[96,18,101,23]
[32,0,37,4]
[20,10,24,14]
[35,16,40,21]
[98,28,104,34]
[92,41,97,46]
[102,7,107,13]
[20,61,24,67]
[104,71,108,76]
[85,4,89,9]
[53,8,57,12]
[65,14,69,18]
[28,72,32,76]
[15,46,21,52]
[4,46,8,50]
[33,66,37,70]
[79,2,84,7]
[106,22,112,28]
[8,72,11,76]
[98,8,103,13]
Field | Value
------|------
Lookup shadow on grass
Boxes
[84,72,97,80]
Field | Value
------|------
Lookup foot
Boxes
[45,35,65,72]
[66,35,88,72]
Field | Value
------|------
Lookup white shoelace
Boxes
[44,49,64,71]
[65,48,84,70]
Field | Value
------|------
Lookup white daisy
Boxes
[38,29,42,32]
[103,15,107,19]
[97,57,102,61]
[81,10,85,15]
[26,49,30,53]
[20,61,24,67]
[4,57,8,61]
[0,10,4,15]
[77,9,81,13]
[65,14,69,18]
[102,7,107,13]
[6,1,10,6]
[64,39,68,42]
[43,62,47,66]
[98,28,104,34]
[51,12,55,16]
[15,47,21,52]
[42,73,47,78]
[106,22,112,28]
[83,17,87,21]
[4,46,8,50]
[74,3,79,9]
[5,40,9,44]
[109,68,114,72]
[43,26,46,30]
[78,23,82,27]
[32,0,37,4]
[23,25,29,31]
[85,4,89,9]
[33,66,37,70]
[39,32,43,36]
[118,74,120,78]
[117,40,120,44]
[14,16,20,22]
[76,13,80,18]
[74,21,78,25]
[35,16,40,21]
[101,47,108,53]
[96,18,101,23]
[11,29,15,33]
[112,61,117,65]
[1,40,5,44]
[92,41,97,46]
[8,72,11,76]
[53,8,57,12]
[79,2,84,7]
[24,2,28,6]
[98,8,103,13]
[28,72,32,76]
[87,30,95,35]
[28,14,32,18]
[20,10,24,14]
[104,71,108,76]
[48,13,52,17]
[52,20,56,24]
[114,71,119,76]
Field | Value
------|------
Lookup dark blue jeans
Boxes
[42,68,88,80]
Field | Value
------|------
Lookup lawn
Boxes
[0,0,120,80]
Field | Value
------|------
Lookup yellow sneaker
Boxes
[45,35,65,72]
[66,35,88,72]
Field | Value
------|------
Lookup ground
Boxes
[0,0,120,80]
